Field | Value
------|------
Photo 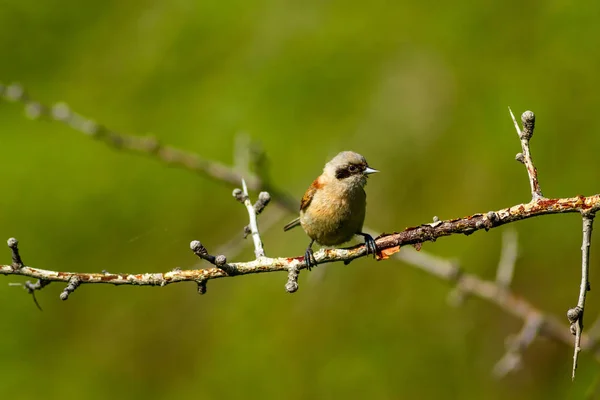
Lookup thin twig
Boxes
[570,213,595,380]
[397,248,596,371]
[0,83,258,186]
[509,108,543,200]
[234,132,252,176]
[210,206,286,264]
[0,82,303,213]
[7,238,23,269]
[9,279,50,310]
[496,228,519,288]
[493,314,543,378]
[241,179,266,258]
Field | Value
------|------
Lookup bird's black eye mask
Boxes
[335,163,367,180]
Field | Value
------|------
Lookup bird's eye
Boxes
[348,165,358,173]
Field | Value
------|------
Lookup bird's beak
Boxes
[363,167,379,175]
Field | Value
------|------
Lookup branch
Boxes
[397,248,598,374]
[495,228,518,289]
[3,86,599,378]
[0,81,299,212]
[233,180,267,258]
[3,194,600,291]
[510,108,543,200]
[493,314,543,378]
[569,213,596,380]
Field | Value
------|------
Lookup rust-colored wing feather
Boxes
[283,177,322,232]
[300,178,322,211]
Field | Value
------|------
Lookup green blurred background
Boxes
[2,0,600,399]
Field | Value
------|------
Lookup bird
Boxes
[283,151,379,270]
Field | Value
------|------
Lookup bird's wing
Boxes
[300,178,321,212]
[283,177,321,232]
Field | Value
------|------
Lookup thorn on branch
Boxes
[285,264,300,293]
[60,276,81,300]
[7,238,24,269]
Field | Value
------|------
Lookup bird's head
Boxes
[322,151,379,190]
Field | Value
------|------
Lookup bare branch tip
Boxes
[508,106,516,121]
[232,188,246,203]
[60,276,81,300]
[253,191,271,215]
[197,279,207,295]
[190,240,205,253]
[190,240,230,270]
[258,191,271,202]
[215,255,227,267]
[520,111,535,140]
[285,265,300,293]
[521,110,535,124]
[7,237,23,268]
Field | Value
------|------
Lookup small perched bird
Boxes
[283,151,379,269]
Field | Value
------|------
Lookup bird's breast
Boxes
[299,187,366,246]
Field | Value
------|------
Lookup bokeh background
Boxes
[2,1,600,399]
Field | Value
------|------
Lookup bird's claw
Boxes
[305,248,317,271]
[363,234,377,258]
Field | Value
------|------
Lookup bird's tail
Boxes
[283,217,301,231]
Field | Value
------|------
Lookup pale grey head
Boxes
[323,151,378,189]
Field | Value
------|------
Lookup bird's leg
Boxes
[357,232,377,258]
[305,239,316,271]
